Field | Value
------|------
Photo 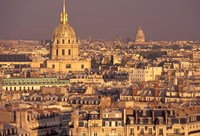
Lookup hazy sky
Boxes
[0,0,200,41]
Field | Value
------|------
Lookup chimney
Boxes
[132,86,137,96]
[154,82,160,97]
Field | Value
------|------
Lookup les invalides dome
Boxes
[46,0,91,73]
[51,0,79,60]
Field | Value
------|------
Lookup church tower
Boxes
[51,0,79,60]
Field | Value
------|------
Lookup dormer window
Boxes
[117,121,122,126]
[148,118,152,124]
[139,118,143,124]
[91,115,94,119]
[143,110,146,116]
[170,111,173,116]
[168,118,172,125]
[159,118,163,124]
[104,113,109,118]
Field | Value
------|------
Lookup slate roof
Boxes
[0,54,32,62]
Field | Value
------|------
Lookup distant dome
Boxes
[136,27,144,37]
[135,26,145,43]
[53,23,76,39]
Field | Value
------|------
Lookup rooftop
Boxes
[0,54,32,62]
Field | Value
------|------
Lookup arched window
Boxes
[57,39,59,44]
[68,39,70,44]
[62,49,65,55]
[62,39,65,44]
[68,49,71,55]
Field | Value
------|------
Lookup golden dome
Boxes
[53,23,76,39]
